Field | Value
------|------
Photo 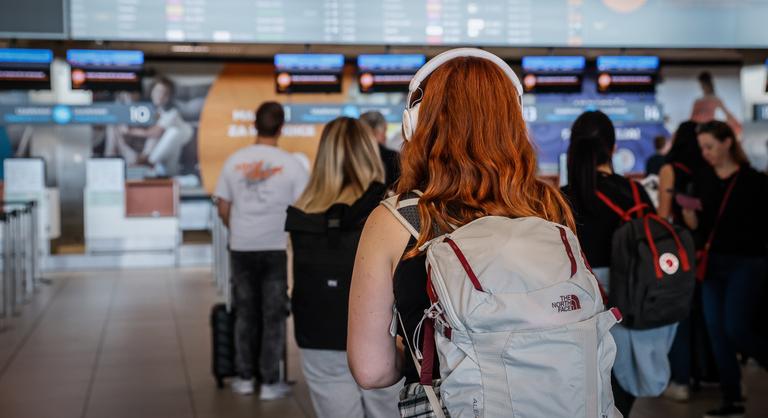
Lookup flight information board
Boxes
[0,0,66,39]
[69,0,768,48]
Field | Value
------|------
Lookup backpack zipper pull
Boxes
[389,305,398,337]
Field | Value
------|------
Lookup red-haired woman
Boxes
[347,50,576,415]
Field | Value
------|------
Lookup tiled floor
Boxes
[0,268,766,418]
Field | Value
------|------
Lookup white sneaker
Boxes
[662,382,690,402]
[259,382,292,400]
[231,378,255,395]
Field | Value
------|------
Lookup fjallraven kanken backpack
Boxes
[383,192,622,418]
[597,181,696,329]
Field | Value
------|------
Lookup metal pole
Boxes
[29,202,38,291]
[211,200,221,286]
[22,205,33,301]
[1,213,9,323]
[8,210,19,316]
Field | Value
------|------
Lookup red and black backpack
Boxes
[597,181,696,329]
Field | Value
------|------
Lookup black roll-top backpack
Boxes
[285,183,385,350]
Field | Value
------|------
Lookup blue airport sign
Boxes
[0,103,156,125]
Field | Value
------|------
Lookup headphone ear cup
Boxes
[402,103,420,141]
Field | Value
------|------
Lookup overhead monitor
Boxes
[765,59,768,93]
[522,56,585,93]
[754,104,768,122]
[274,54,344,94]
[596,56,659,93]
[0,0,66,39]
[68,1,768,48]
[357,54,425,93]
[0,49,53,91]
[67,50,144,91]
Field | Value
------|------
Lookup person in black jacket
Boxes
[360,110,401,190]
[285,117,399,418]
[562,110,656,417]
[682,120,768,418]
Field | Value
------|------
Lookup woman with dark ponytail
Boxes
[564,111,654,268]
[562,110,658,417]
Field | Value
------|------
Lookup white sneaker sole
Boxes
[232,389,255,396]
[259,392,291,401]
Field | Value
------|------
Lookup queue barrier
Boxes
[210,197,231,309]
[1,200,41,329]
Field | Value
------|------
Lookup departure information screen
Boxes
[69,0,768,48]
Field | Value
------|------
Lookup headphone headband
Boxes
[402,48,524,142]
[407,48,523,105]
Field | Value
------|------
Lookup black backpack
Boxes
[598,181,696,329]
[284,183,385,350]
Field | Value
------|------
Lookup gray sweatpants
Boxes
[231,250,288,383]
[301,349,401,418]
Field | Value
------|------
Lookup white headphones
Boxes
[402,48,524,141]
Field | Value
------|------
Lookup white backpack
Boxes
[383,192,623,418]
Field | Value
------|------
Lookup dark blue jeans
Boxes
[231,250,288,383]
[668,283,717,386]
[701,254,768,404]
[668,315,691,385]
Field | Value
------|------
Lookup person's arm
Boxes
[682,208,698,230]
[126,125,166,139]
[128,109,180,140]
[217,199,232,228]
[716,98,744,136]
[657,164,675,220]
[214,161,233,227]
[348,205,410,389]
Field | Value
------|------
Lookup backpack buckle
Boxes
[418,233,452,252]
[424,303,443,319]
[434,316,452,336]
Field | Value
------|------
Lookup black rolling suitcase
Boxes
[210,303,237,388]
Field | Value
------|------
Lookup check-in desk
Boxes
[85,159,180,255]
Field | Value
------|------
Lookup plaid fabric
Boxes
[398,380,450,418]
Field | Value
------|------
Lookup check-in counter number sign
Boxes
[130,105,152,124]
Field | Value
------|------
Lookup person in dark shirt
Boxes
[360,111,401,190]
[348,53,575,412]
[562,111,656,268]
[682,120,768,418]
[562,110,655,418]
[657,121,718,402]
[645,135,668,176]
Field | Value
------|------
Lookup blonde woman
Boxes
[285,117,400,418]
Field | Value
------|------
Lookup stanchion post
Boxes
[1,213,9,323]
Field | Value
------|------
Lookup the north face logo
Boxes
[552,295,581,312]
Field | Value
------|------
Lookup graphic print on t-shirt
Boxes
[235,161,284,201]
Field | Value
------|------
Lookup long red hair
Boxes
[397,57,575,255]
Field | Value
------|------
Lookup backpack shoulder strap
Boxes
[595,191,629,220]
[628,180,647,217]
[381,190,423,239]
[595,180,649,221]
[672,162,692,175]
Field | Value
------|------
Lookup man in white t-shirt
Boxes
[215,102,308,400]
